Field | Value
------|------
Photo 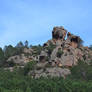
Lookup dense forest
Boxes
[0,41,92,92]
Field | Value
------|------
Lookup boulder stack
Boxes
[7,26,92,78]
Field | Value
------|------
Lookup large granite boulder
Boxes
[52,26,67,40]
[7,54,31,66]
[67,32,83,48]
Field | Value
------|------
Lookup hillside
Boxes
[3,26,92,78]
[0,26,92,92]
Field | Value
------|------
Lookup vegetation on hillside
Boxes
[89,45,92,50]
[0,60,92,92]
[0,41,42,67]
[0,40,92,91]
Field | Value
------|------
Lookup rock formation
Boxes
[31,26,92,78]
[7,26,92,78]
[52,26,67,40]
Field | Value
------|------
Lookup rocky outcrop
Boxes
[39,51,48,62]
[7,26,92,78]
[7,48,35,66]
[7,54,30,65]
[30,26,92,78]
[29,67,71,79]
[67,32,83,48]
[52,26,67,40]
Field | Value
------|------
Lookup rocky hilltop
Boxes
[7,26,92,78]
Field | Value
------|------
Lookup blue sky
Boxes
[0,0,92,48]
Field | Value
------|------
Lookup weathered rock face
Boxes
[39,51,48,62]
[7,54,30,66]
[52,26,67,40]
[23,48,33,54]
[7,26,92,78]
[29,68,71,79]
[67,32,83,48]
[31,26,92,78]
[61,55,74,67]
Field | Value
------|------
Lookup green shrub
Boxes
[0,68,92,92]
[57,49,63,58]
[8,60,16,67]
[24,60,36,75]
[68,60,92,81]
[32,45,43,56]
[45,42,56,56]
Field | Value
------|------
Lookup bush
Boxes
[45,42,56,56]
[57,49,63,58]
[24,60,36,75]
[0,69,92,92]
[32,45,43,56]
[8,60,16,67]
[0,67,92,92]
[68,60,92,81]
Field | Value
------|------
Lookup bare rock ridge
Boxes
[7,26,92,78]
